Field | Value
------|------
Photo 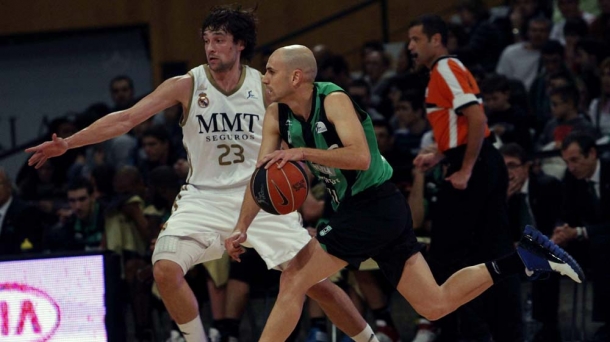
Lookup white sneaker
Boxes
[411,319,437,342]
[208,327,221,342]
[166,330,186,342]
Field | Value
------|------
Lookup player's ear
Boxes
[236,39,246,52]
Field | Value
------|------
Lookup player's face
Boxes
[262,52,292,102]
[408,25,434,69]
[562,142,597,179]
[203,29,244,73]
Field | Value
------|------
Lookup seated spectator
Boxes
[318,54,353,90]
[588,57,610,137]
[453,0,504,71]
[500,143,563,341]
[481,74,533,153]
[552,132,610,342]
[589,0,610,42]
[563,17,589,72]
[496,15,551,91]
[46,177,105,251]
[361,50,395,110]
[138,125,179,183]
[347,79,384,120]
[550,0,595,45]
[575,38,610,101]
[529,40,568,131]
[372,119,412,192]
[0,168,44,256]
[537,84,598,150]
[109,75,137,111]
[106,166,153,341]
[390,93,430,158]
[18,158,66,218]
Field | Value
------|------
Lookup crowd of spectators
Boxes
[1,0,609,341]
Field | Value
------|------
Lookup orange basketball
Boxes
[250,161,309,215]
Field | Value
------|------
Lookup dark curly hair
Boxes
[201,5,258,61]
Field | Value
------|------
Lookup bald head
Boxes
[275,45,318,82]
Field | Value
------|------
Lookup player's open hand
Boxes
[25,133,69,169]
[224,231,247,262]
[257,148,303,169]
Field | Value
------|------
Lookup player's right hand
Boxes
[224,231,247,262]
[25,133,69,169]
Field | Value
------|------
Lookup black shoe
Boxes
[517,225,585,283]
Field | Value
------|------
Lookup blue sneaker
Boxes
[306,327,329,342]
[517,225,584,283]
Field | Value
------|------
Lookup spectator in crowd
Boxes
[347,79,384,120]
[47,177,105,251]
[90,164,116,207]
[110,75,137,111]
[18,157,66,219]
[352,40,385,80]
[493,0,550,47]
[537,84,598,150]
[550,0,596,45]
[590,0,610,42]
[575,38,609,102]
[563,17,590,72]
[481,74,533,153]
[496,15,551,91]
[317,54,353,90]
[138,125,179,183]
[105,166,154,341]
[0,168,44,256]
[553,132,610,342]
[391,93,430,158]
[361,50,395,110]
[529,40,569,132]
[500,143,563,341]
[453,0,504,71]
[588,57,610,137]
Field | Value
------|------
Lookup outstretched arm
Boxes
[26,75,192,168]
[225,103,283,261]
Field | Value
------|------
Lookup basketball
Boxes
[250,161,309,215]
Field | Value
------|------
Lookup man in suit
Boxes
[552,131,610,342]
[0,168,44,256]
[500,143,563,342]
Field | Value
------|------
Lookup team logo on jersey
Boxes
[198,93,210,108]
[286,119,292,144]
[246,90,258,99]
[315,122,327,133]
[319,225,333,236]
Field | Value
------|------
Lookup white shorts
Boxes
[152,184,311,274]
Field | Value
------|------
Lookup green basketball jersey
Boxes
[277,82,393,210]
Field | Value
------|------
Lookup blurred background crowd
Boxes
[1,0,610,341]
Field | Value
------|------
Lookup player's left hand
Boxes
[257,148,303,169]
[445,168,471,190]
[224,231,247,262]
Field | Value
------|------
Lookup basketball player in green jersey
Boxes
[225,45,584,342]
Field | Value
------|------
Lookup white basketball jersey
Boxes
[182,65,264,190]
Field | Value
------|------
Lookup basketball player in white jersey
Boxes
[26,5,380,342]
